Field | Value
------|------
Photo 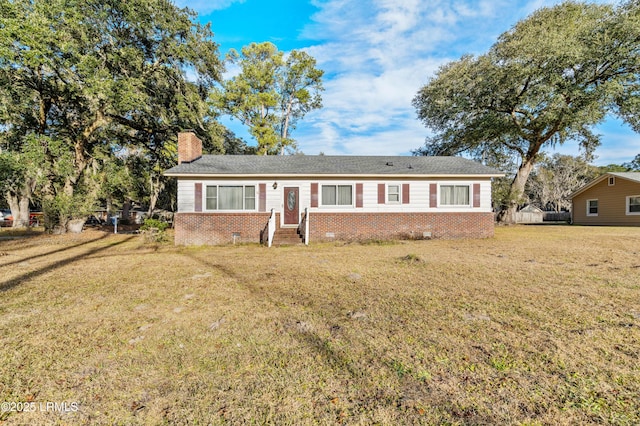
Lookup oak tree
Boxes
[0,0,223,230]
[413,1,640,222]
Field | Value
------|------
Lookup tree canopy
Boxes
[526,153,598,212]
[413,1,640,222]
[213,42,324,155]
[0,0,224,229]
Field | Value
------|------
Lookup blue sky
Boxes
[176,0,637,166]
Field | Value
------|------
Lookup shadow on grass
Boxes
[0,235,135,293]
[179,251,372,381]
[0,230,43,240]
[0,233,110,268]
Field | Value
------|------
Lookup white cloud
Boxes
[294,0,636,161]
[294,0,513,155]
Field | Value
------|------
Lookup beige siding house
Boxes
[571,172,640,226]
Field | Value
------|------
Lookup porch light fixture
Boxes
[273,182,278,189]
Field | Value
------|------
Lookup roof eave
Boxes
[163,172,505,179]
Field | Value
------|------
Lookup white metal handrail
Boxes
[304,207,309,245]
[267,208,276,248]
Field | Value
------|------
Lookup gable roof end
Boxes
[569,172,640,199]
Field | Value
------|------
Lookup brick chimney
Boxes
[178,131,203,164]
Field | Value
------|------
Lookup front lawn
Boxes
[1,226,639,424]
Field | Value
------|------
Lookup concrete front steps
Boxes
[273,227,303,245]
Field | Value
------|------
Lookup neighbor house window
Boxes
[626,196,640,215]
[587,199,598,216]
[388,185,400,203]
[322,185,352,206]
[608,177,615,186]
[440,185,470,206]
[205,185,255,210]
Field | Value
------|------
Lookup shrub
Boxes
[140,218,169,232]
[140,218,169,243]
[42,192,97,233]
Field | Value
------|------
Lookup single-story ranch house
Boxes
[164,132,504,245]
[571,172,640,226]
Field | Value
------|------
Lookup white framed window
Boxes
[440,185,470,206]
[244,186,256,210]
[608,177,615,186]
[205,185,255,210]
[626,196,640,215]
[206,186,217,210]
[321,185,353,206]
[387,185,400,203]
[587,199,598,216]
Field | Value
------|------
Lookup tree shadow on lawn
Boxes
[179,251,409,412]
[0,235,135,293]
[182,253,449,423]
[0,233,110,268]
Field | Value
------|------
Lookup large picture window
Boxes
[626,196,640,215]
[440,185,470,206]
[322,185,353,206]
[205,185,255,210]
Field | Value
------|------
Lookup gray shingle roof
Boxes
[610,172,640,183]
[164,155,503,177]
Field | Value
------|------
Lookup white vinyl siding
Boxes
[177,179,494,214]
[177,180,196,212]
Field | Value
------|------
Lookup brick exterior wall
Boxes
[309,212,495,241]
[174,211,494,245]
[174,212,274,245]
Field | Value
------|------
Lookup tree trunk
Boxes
[7,194,22,228]
[279,100,293,155]
[7,179,33,228]
[122,199,131,221]
[106,196,113,219]
[497,158,536,224]
[147,174,165,217]
[16,195,30,227]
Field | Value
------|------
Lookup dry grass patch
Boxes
[1,226,639,424]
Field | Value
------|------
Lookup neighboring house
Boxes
[164,132,504,245]
[570,172,640,226]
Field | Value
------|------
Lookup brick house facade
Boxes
[165,132,503,245]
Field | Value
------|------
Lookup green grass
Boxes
[1,225,639,424]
